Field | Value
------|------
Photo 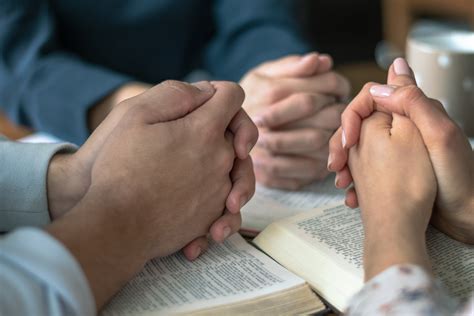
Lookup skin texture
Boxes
[348,112,436,280]
[47,81,257,310]
[329,58,474,244]
[47,81,258,262]
[87,53,351,190]
[240,53,351,189]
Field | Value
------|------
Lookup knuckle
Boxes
[161,80,195,105]
[437,118,461,147]
[399,85,425,103]
[308,130,324,146]
[294,93,315,114]
[263,85,284,103]
[219,81,246,105]
[268,136,283,152]
[325,72,341,90]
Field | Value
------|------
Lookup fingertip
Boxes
[226,193,241,214]
[335,167,353,189]
[191,81,216,95]
[345,188,359,208]
[328,128,349,172]
[183,237,209,261]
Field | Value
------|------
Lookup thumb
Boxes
[128,80,216,124]
[256,52,328,78]
[387,58,417,87]
[369,84,451,147]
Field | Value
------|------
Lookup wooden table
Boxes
[0,111,31,140]
[383,0,474,51]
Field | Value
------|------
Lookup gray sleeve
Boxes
[0,228,95,316]
[0,137,77,231]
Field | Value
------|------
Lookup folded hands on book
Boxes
[328,57,474,280]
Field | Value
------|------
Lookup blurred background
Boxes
[1,0,473,139]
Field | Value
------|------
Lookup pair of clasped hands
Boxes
[328,58,473,280]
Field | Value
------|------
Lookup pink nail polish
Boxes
[342,130,347,149]
[370,85,395,98]
[393,58,411,76]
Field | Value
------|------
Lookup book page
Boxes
[270,204,474,301]
[242,175,345,232]
[101,234,306,315]
[427,228,474,300]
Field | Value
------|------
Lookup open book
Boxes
[101,234,325,315]
[254,203,474,312]
[241,175,345,235]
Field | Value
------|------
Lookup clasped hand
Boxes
[48,80,258,261]
[327,58,474,279]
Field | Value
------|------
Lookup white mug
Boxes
[407,32,474,137]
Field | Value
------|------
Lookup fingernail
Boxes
[369,85,395,98]
[247,143,253,155]
[301,52,317,63]
[192,81,215,93]
[193,247,202,259]
[393,58,411,76]
[327,153,334,170]
[342,129,347,149]
[254,116,265,127]
[223,227,232,239]
[240,196,247,209]
[335,174,340,188]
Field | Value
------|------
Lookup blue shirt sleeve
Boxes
[0,228,95,316]
[204,0,312,81]
[0,0,131,145]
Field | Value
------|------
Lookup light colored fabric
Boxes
[0,228,95,316]
[346,264,473,315]
[0,137,76,231]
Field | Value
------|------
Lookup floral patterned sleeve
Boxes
[345,264,474,316]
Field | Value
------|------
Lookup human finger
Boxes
[280,103,345,131]
[345,187,359,208]
[281,71,351,99]
[226,157,256,214]
[130,80,216,124]
[256,52,321,78]
[191,81,245,131]
[254,93,335,128]
[387,57,417,86]
[335,165,353,189]
[182,236,209,261]
[257,128,332,155]
[328,127,348,172]
[253,152,328,180]
[255,168,316,190]
[209,210,242,243]
[229,109,259,159]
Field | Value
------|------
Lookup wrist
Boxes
[363,225,431,281]
[46,192,147,309]
[47,153,89,219]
